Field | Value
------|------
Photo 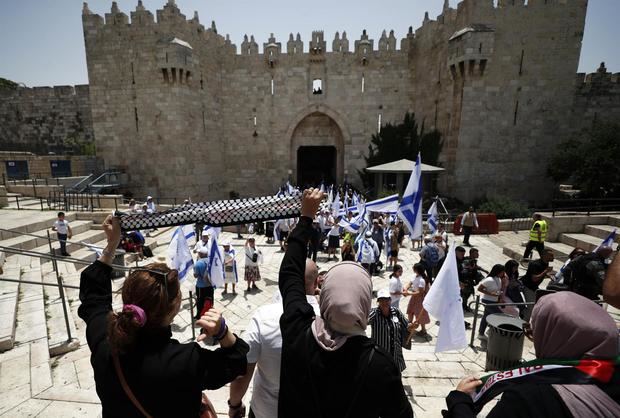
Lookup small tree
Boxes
[359,112,442,191]
[0,77,18,90]
[547,122,620,198]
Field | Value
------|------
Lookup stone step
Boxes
[0,220,94,252]
[0,263,21,352]
[584,224,619,242]
[606,215,620,228]
[0,212,78,240]
[41,262,80,357]
[543,241,577,261]
[559,233,605,253]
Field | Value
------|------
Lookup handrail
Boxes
[67,173,94,192]
[0,227,113,251]
[0,245,130,272]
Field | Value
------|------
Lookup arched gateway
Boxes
[287,105,349,187]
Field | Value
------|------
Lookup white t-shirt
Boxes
[410,275,426,291]
[389,276,404,305]
[243,296,320,418]
[328,216,340,236]
[480,276,502,302]
[53,220,69,235]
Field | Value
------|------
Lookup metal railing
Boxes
[66,173,94,193]
[2,172,92,186]
[551,198,620,216]
[0,227,109,252]
[48,189,113,212]
[0,244,199,346]
[7,195,48,211]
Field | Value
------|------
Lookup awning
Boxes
[365,159,445,174]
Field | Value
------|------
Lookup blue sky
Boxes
[1,0,618,86]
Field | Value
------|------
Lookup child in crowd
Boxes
[405,263,430,337]
[51,211,72,256]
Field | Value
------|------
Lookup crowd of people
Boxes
[75,190,619,417]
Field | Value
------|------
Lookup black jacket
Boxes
[78,261,248,417]
[277,216,413,418]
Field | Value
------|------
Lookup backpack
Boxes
[361,240,375,261]
[427,245,440,267]
[563,253,605,300]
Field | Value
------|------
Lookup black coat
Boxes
[277,216,413,418]
[78,261,248,417]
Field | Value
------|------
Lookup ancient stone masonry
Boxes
[6,0,618,204]
[0,86,93,154]
[572,63,620,132]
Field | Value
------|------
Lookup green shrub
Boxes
[477,196,530,219]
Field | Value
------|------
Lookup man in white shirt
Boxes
[357,231,379,275]
[145,196,156,213]
[193,232,209,255]
[228,260,321,418]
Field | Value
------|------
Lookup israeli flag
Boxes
[397,153,423,240]
[594,228,617,252]
[427,201,438,234]
[168,226,194,281]
[182,224,196,246]
[340,203,368,234]
[207,229,225,287]
[366,194,399,214]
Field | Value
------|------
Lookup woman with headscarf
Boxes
[78,215,249,417]
[443,292,620,417]
[278,189,413,418]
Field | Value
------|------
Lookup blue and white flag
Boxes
[168,226,194,281]
[182,224,196,246]
[366,194,399,214]
[594,228,617,252]
[427,201,438,234]
[207,229,225,287]
[397,153,423,240]
[423,243,467,352]
[339,203,368,234]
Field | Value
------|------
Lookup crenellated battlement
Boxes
[576,63,620,88]
[0,85,90,100]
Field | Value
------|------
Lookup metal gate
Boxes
[5,160,29,180]
[50,160,72,178]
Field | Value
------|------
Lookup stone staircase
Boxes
[0,211,175,356]
[503,214,620,262]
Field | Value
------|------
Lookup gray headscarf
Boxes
[531,292,620,417]
[311,262,373,351]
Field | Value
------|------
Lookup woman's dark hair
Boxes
[504,260,519,275]
[488,264,506,278]
[107,263,180,354]
[390,264,403,277]
[413,263,427,279]
[568,247,586,260]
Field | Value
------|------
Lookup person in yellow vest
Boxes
[523,213,548,260]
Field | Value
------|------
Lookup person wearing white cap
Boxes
[193,231,209,255]
[222,241,238,295]
[368,288,413,373]
[356,230,380,275]
[145,196,156,213]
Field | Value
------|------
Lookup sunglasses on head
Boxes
[130,268,179,301]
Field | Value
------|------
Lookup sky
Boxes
[0,0,618,87]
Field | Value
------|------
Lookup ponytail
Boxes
[107,310,142,354]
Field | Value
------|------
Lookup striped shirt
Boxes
[368,307,409,372]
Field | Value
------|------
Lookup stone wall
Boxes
[80,0,603,204]
[0,152,100,181]
[0,85,94,154]
[572,63,620,132]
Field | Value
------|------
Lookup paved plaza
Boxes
[1,215,618,417]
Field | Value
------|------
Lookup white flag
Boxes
[207,230,225,288]
[168,226,194,281]
[423,243,467,352]
[331,191,341,217]
[397,153,423,240]
[427,201,438,234]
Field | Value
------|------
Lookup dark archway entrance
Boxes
[297,146,336,187]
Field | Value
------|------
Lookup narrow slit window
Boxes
[271,78,275,96]
[513,100,519,125]
[171,68,177,83]
[200,73,204,90]
[134,107,139,132]
[377,113,382,133]
[253,116,257,127]
[162,68,169,83]
[361,75,365,93]
[312,79,323,94]
[519,50,525,75]
[186,71,191,84]
[131,62,135,85]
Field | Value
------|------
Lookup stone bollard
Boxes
[0,185,8,208]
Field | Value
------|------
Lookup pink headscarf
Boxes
[311,262,373,351]
[531,291,617,359]
[531,292,620,417]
